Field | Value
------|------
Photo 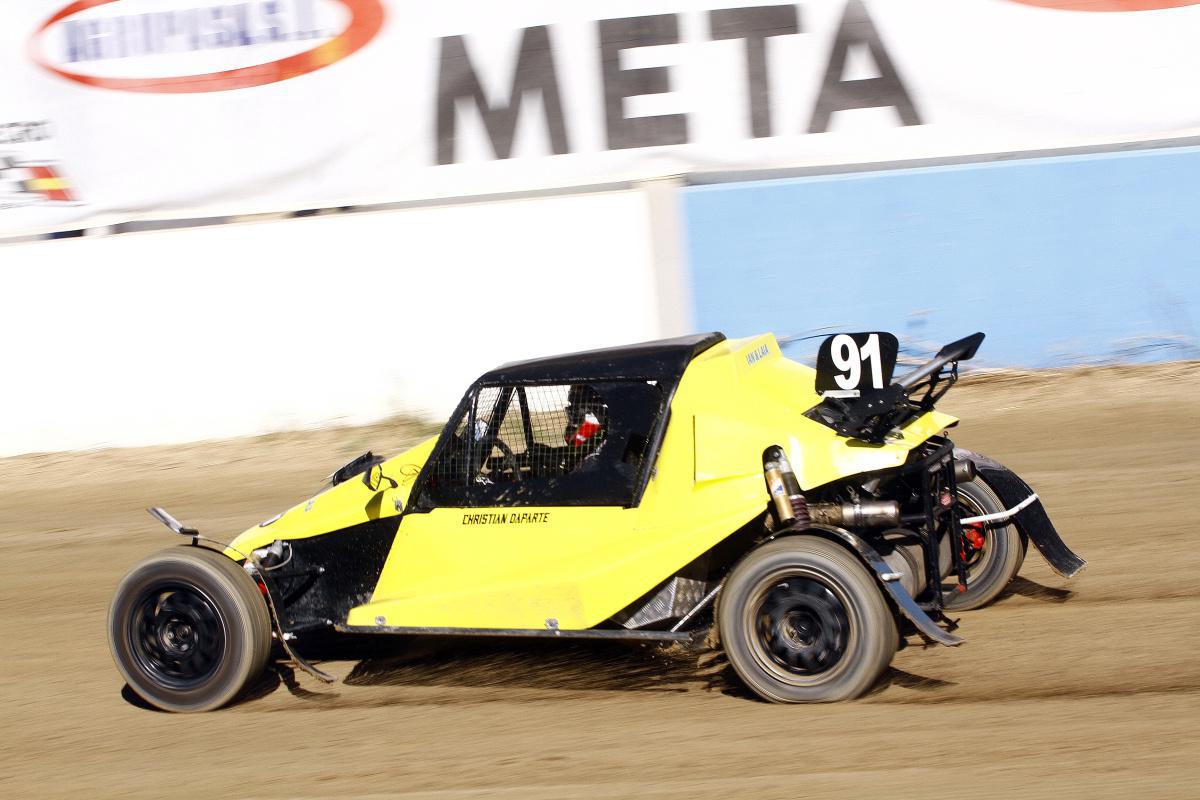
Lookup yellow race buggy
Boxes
[109,331,1085,711]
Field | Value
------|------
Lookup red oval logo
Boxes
[1006,1,1200,10]
[29,0,385,93]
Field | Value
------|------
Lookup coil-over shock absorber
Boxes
[763,446,810,527]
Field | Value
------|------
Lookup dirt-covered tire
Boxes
[942,480,1025,611]
[108,546,272,712]
[718,537,896,703]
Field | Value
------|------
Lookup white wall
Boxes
[0,190,663,456]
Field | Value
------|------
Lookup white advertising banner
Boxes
[3,0,1200,236]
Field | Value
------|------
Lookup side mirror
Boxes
[363,463,398,492]
[330,451,379,486]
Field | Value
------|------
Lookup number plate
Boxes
[815,332,899,396]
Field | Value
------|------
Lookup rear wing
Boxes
[894,332,985,389]
[808,332,986,443]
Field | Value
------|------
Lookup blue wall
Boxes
[683,146,1200,367]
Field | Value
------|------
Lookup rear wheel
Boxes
[718,537,896,703]
[942,480,1025,611]
[108,546,272,712]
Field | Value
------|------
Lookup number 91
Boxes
[831,333,884,391]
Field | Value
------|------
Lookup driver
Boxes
[522,384,611,478]
[563,384,608,466]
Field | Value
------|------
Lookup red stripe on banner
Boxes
[29,0,386,93]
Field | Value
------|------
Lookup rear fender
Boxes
[955,449,1086,578]
[768,524,963,647]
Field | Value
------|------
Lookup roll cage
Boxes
[407,333,726,512]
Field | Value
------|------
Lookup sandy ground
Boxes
[2,364,1198,799]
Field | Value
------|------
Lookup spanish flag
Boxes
[20,164,74,202]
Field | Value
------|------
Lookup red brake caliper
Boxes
[962,524,986,560]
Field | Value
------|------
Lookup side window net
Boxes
[480,385,593,483]
[421,381,664,508]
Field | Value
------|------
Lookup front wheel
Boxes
[718,537,896,703]
[108,546,272,712]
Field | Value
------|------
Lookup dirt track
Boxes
[2,364,1198,799]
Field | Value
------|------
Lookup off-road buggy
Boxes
[109,331,1085,711]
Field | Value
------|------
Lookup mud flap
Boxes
[956,449,1087,579]
[792,524,964,647]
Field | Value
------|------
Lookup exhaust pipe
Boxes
[808,500,901,529]
[954,458,978,484]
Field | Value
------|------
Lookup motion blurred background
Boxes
[2,0,1197,455]
[3,3,1200,798]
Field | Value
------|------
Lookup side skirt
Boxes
[334,624,693,643]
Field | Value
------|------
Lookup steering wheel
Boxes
[490,438,523,481]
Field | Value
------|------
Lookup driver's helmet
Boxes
[564,384,607,449]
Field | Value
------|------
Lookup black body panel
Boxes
[478,332,725,385]
[264,518,400,634]
[956,449,1086,578]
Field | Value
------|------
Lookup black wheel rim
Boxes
[129,582,226,689]
[754,577,850,677]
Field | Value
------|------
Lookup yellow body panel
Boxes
[230,333,955,631]
[347,506,635,628]
[338,334,956,631]
[225,436,436,558]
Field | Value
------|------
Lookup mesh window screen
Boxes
[419,381,664,508]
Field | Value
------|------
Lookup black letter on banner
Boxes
[709,5,800,139]
[599,15,688,150]
[808,0,920,134]
[435,26,570,165]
